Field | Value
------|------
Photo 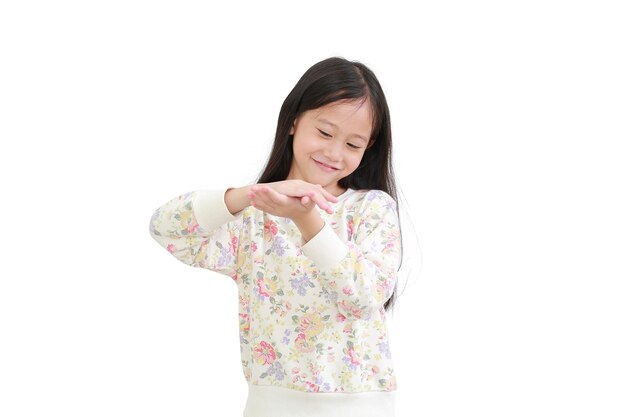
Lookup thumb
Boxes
[300,195,312,207]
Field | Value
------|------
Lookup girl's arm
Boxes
[149,189,245,280]
[245,182,337,240]
[224,185,254,215]
[300,190,402,321]
[246,185,401,320]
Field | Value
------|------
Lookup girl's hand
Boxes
[247,180,338,219]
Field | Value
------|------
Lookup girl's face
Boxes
[287,99,373,197]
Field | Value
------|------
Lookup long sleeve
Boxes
[148,189,243,280]
[301,190,402,321]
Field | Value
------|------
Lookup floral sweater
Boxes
[148,187,401,394]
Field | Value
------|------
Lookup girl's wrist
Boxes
[224,185,253,214]
[292,210,324,243]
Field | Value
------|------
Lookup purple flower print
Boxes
[281,329,292,345]
[270,235,287,256]
[342,346,361,371]
[367,190,381,201]
[266,361,286,381]
[378,340,391,359]
[290,273,313,296]
[342,355,358,371]
[217,246,232,268]
[314,375,331,392]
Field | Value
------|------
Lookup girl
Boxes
[149,57,404,417]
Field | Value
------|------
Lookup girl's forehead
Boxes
[310,100,373,124]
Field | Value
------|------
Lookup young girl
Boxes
[149,57,404,417]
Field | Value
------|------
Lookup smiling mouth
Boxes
[314,159,339,171]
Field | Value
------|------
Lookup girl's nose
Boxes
[324,141,343,161]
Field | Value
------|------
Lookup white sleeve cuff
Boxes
[192,189,237,231]
[301,222,349,269]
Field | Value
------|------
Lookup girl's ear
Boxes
[290,116,300,135]
[289,120,296,135]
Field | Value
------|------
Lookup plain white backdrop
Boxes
[1,1,624,416]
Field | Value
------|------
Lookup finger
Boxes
[248,191,261,209]
[319,187,339,203]
[310,184,338,209]
[309,191,334,214]
[260,186,288,206]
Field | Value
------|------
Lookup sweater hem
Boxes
[243,382,395,417]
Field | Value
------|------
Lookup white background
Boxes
[1,1,625,416]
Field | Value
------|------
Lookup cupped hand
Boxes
[247,180,339,219]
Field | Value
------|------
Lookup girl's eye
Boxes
[318,129,332,138]
[347,143,361,149]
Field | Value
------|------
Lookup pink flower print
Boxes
[305,381,320,393]
[342,286,353,296]
[239,313,250,333]
[347,218,354,239]
[336,313,346,322]
[239,294,249,310]
[257,277,270,298]
[342,347,361,371]
[185,221,199,234]
[291,367,301,383]
[338,300,363,319]
[299,313,324,337]
[253,341,276,365]
[230,236,238,255]
[251,242,258,252]
[342,322,353,334]
[366,365,380,380]
[263,219,278,240]
[294,333,315,353]
[166,244,176,253]
[384,242,394,252]
[383,375,397,391]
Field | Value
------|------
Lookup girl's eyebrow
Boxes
[318,118,368,143]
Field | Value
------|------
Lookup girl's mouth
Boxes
[314,159,338,172]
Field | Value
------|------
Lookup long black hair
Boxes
[257,57,402,312]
